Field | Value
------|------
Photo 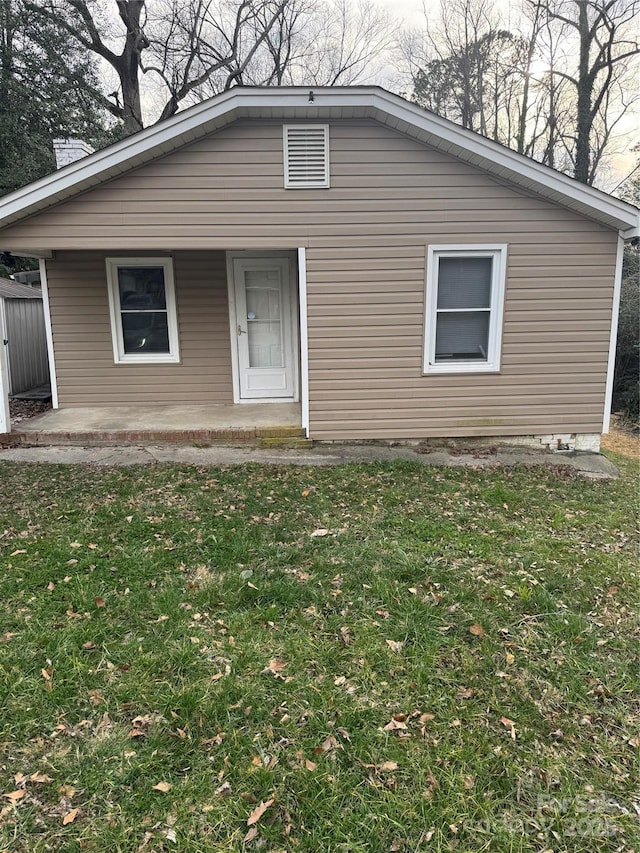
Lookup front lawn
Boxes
[0,455,638,852]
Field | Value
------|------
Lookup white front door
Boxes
[229,254,297,401]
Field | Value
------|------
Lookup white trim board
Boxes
[0,299,10,432]
[0,87,637,239]
[602,233,625,434]
[298,247,309,437]
[39,259,58,409]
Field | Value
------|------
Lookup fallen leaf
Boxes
[62,808,79,825]
[3,790,26,802]
[152,781,171,793]
[469,623,486,638]
[378,761,398,772]
[261,659,287,675]
[47,581,55,591]
[95,596,106,608]
[10,549,26,556]
[505,652,515,665]
[305,759,317,771]
[383,719,407,732]
[339,626,353,645]
[247,797,274,826]
[244,827,259,843]
[456,687,475,700]
[29,772,53,784]
[215,781,232,796]
[500,716,517,740]
[385,640,404,654]
[320,734,341,752]
[310,528,329,537]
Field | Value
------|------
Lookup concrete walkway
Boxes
[0,441,619,478]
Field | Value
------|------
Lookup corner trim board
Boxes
[602,233,625,434]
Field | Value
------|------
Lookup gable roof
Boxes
[0,277,42,299]
[0,86,637,239]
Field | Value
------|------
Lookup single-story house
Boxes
[0,86,637,448]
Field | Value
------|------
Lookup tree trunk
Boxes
[574,0,592,183]
[114,1,146,134]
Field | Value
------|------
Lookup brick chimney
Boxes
[53,138,94,169]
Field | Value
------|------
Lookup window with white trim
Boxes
[106,257,180,364]
[283,125,329,188]
[424,245,507,373]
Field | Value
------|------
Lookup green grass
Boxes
[0,455,638,852]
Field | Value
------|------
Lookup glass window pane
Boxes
[121,311,169,354]
[435,311,490,361]
[248,321,283,368]
[437,257,492,309]
[118,267,167,309]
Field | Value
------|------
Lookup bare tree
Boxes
[533,0,640,183]
[403,0,640,185]
[29,0,290,133]
[226,0,395,87]
[28,0,394,134]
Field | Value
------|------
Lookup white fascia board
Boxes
[0,86,638,236]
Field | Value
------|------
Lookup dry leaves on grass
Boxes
[62,808,79,825]
[246,797,274,826]
[2,790,26,802]
[469,623,486,638]
[261,659,287,677]
[152,781,172,793]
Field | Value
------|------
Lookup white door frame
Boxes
[226,251,299,404]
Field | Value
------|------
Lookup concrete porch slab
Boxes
[7,403,304,446]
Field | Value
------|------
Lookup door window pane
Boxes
[245,270,284,368]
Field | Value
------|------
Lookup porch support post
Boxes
[298,247,309,437]
[0,301,9,434]
[39,258,59,409]
[602,233,624,434]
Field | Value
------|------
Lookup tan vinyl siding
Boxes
[47,250,233,406]
[2,120,618,436]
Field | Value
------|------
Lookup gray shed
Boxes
[0,277,49,395]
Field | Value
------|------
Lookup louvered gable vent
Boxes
[284,125,329,189]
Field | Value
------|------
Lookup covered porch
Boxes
[6,402,305,446]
